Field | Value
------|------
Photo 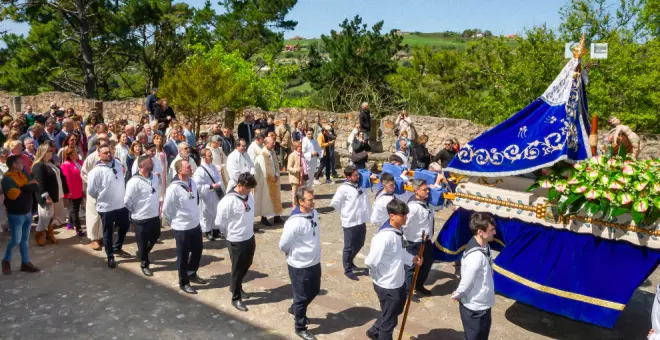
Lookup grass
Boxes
[285,34,472,52]
[286,82,312,93]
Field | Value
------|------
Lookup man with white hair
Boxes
[169,142,198,183]
[208,135,228,187]
[125,125,136,145]
[225,139,255,190]
[395,139,411,169]
[253,136,283,226]
[359,102,371,142]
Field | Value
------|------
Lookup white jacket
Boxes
[279,209,321,268]
[87,159,126,212]
[456,238,495,311]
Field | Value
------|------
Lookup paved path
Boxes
[0,177,654,339]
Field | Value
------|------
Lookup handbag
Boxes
[200,166,224,200]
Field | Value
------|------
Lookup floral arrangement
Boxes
[527,147,660,227]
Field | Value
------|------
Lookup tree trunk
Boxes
[77,0,97,99]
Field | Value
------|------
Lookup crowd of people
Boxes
[0,96,496,340]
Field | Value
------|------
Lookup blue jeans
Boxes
[4,213,32,263]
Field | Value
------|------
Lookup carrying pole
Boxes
[398,231,427,340]
[589,115,599,156]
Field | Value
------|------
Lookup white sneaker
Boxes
[313,180,322,185]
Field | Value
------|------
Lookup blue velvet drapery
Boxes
[435,208,660,328]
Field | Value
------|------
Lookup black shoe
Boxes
[180,284,197,294]
[345,272,359,281]
[212,229,221,239]
[229,287,251,299]
[288,305,294,315]
[273,216,284,224]
[107,257,116,269]
[188,275,208,285]
[366,328,379,340]
[232,299,248,312]
[411,293,421,303]
[415,287,432,296]
[205,232,215,241]
[141,267,153,277]
[261,217,272,226]
[295,329,317,340]
[114,249,131,258]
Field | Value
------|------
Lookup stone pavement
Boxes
[0,177,654,340]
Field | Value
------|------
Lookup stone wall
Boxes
[1,90,658,159]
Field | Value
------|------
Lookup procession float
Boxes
[431,36,660,328]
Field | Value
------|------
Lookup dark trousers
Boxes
[68,198,82,231]
[99,208,130,259]
[279,146,291,169]
[404,240,434,291]
[342,223,367,273]
[369,284,406,340]
[315,155,331,180]
[174,225,203,287]
[329,150,338,175]
[228,236,256,301]
[459,304,492,340]
[133,217,161,268]
[288,263,322,331]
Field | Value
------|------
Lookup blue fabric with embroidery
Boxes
[445,76,591,177]
[434,208,660,328]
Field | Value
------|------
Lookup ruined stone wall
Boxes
[1,91,658,159]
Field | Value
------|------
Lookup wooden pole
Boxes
[589,115,599,156]
[298,144,303,187]
[398,231,427,340]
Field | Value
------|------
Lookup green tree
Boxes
[215,0,298,61]
[159,45,260,134]
[303,15,404,114]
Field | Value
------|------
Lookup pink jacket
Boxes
[61,160,84,199]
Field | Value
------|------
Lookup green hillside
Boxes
[284,32,475,52]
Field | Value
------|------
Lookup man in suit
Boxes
[237,114,255,146]
[154,98,176,132]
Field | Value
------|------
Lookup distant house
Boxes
[506,34,518,39]
[284,44,298,51]
[394,29,402,35]
[290,36,304,40]
[472,33,484,38]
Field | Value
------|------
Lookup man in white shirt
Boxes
[365,199,422,340]
[163,159,208,294]
[216,172,258,312]
[330,165,371,281]
[247,132,265,163]
[87,145,131,269]
[452,212,496,340]
[370,173,396,227]
[404,179,435,302]
[225,139,255,190]
[193,148,224,241]
[302,128,322,187]
[394,139,411,169]
[124,155,160,277]
[82,138,108,250]
[279,187,321,340]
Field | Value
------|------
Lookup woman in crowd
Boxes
[292,120,304,142]
[1,155,40,274]
[8,140,32,174]
[72,119,88,156]
[4,131,20,149]
[411,134,432,170]
[395,110,416,141]
[60,146,85,237]
[57,134,79,161]
[351,131,371,169]
[84,114,100,137]
[114,132,130,166]
[140,114,150,126]
[65,107,76,118]
[143,123,154,143]
[152,132,168,202]
[0,147,9,232]
[125,141,143,183]
[287,141,305,208]
[32,143,68,246]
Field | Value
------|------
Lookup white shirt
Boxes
[226,149,255,188]
[193,162,224,196]
[370,191,395,226]
[124,173,160,220]
[279,210,321,268]
[302,137,322,167]
[87,159,126,212]
[395,150,410,169]
[330,182,371,228]
[132,155,163,178]
[247,142,264,163]
[365,227,414,289]
[115,144,130,166]
[215,192,255,242]
[456,239,495,311]
[162,179,200,231]
[403,200,435,243]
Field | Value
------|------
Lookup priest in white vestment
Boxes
[254,137,284,226]
[247,132,265,163]
[302,128,322,187]
[209,135,229,188]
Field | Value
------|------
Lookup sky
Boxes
[0,0,570,38]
